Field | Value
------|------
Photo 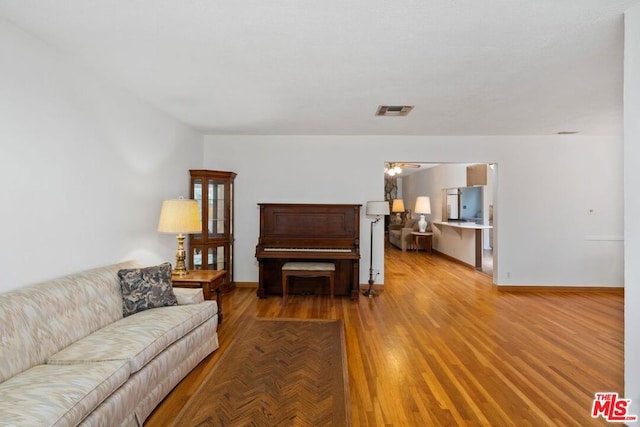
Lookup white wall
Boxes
[0,19,202,292]
[625,4,640,415]
[203,136,388,285]
[204,134,624,288]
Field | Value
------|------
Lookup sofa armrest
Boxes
[173,287,205,305]
[400,227,414,238]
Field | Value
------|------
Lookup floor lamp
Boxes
[363,201,390,297]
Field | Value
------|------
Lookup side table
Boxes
[410,231,433,253]
[172,270,227,323]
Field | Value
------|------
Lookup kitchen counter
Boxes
[432,221,492,270]
[433,221,493,230]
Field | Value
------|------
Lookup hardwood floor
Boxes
[146,249,624,426]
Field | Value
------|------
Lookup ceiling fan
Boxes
[384,162,420,176]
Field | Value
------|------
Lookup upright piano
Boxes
[255,203,361,299]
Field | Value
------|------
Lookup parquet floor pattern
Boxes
[171,319,349,426]
[146,248,624,426]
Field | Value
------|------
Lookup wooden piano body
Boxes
[255,203,361,299]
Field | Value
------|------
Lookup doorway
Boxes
[383,162,497,282]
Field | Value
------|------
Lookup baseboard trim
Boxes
[234,282,258,288]
[496,285,624,294]
[359,284,385,294]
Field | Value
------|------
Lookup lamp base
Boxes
[418,214,427,233]
[173,267,189,277]
[362,279,379,298]
[173,233,190,277]
[362,288,379,298]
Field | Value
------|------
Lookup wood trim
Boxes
[358,284,384,293]
[234,281,258,288]
[496,285,624,294]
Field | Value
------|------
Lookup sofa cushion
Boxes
[173,287,205,305]
[89,317,219,426]
[0,360,129,427]
[47,302,217,373]
[118,262,178,317]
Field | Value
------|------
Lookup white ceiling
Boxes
[1,0,638,136]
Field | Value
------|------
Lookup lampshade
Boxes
[366,201,390,217]
[414,196,431,214]
[157,199,202,234]
[391,199,405,213]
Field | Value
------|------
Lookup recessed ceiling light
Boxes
[376,105,414,116]
[557,131,579,135]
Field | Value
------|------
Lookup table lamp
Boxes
[391,199,405,224]
[158,198,202,276]
[414,196,431,233]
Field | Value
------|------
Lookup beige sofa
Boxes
[0,261,219,427]
[388,218,418,251]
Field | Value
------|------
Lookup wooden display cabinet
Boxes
[189,170,236,292]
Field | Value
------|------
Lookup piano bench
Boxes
[281,262,335,303]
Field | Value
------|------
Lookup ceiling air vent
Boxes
[376,105,414,116]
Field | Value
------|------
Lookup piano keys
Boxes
[255,203,361,299]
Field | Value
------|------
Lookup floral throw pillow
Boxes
[118,262,178,317]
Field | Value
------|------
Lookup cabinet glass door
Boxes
[193,179,203,239]
[192,246,203,270]
[208,179,226,238]
[191,246,225,270]
[208,245,226,270]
